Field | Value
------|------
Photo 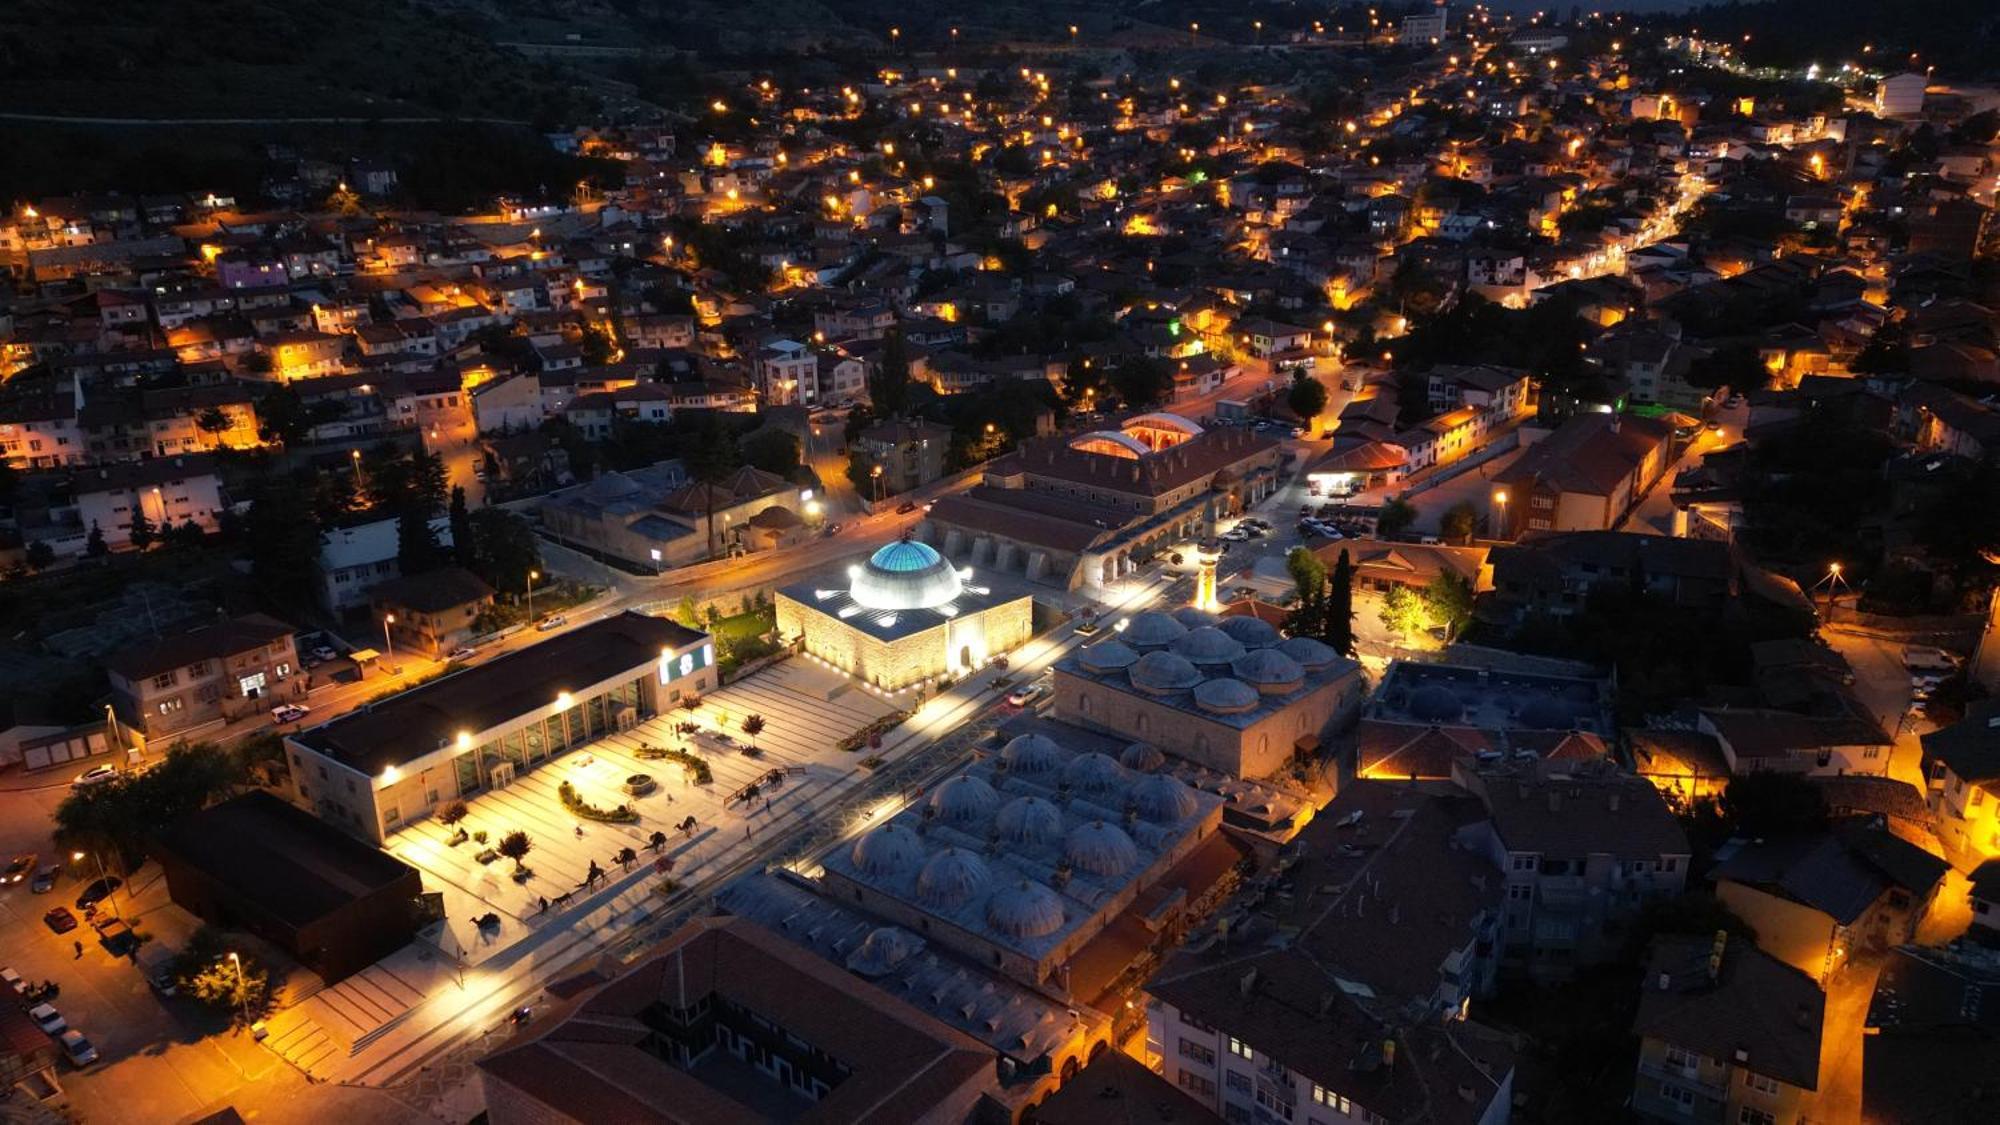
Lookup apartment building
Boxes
[106,613,303,740]
[1632,934,1823,1125]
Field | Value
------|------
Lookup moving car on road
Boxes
[31,863,60,893]
[271,704,310,725]
[3,853,34,884]
[71,764,117,790]
[536,614,568,632]
[1007,684,1047,708]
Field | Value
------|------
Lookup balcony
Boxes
[1635,1060,1727,1100]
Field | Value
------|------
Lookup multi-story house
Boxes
[1632,934,1823,1125]
[0,392,87,469]
[73,455,227,549]
[370,567,495,659]
[106,613,304,740]
[753,338,819,406]
[1489,414,1673,538]
[1919,698,2000,864]
[854,418,951,495]
[317,515,453,614]
[1455,765,1690,978]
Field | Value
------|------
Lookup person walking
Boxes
[72,941,83,959]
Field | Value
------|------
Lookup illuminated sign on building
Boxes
[659,643,715,685]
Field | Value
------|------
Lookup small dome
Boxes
[1231,649,1306,694]
[1130,651,1202,694]
[1218,615,1282,647]
[1063,752,1126,794]
[1123,611,1188,650]
[986,880,1066,939]
[929,774,1001,825]
[1120,741,1167,772]
[1174,626,1247,666]
[848,926,923,976]
[916,848,992,909]
[995,795,1064,845]
[1132,774,1199,823]
[1194,677,1261,714]
[999,733,1063,774]
[1408,684,1464,723]
[850,822,925,877]
[1172,606,1219,629]
[850,538,964,610]
[1078,640,1141,673]
[1279,636,1339,670]
[1065,821,1140,877]
[1518,696,1573,730]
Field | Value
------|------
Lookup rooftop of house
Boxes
[1714,821,1948,926]
[1032,1050,1222,1125]
[1920,698,2000,785]
[369,566,495,615]
[1467,763,1690,860]
[292,611,706,775]
[1491,413,1671,497]
[475,916,996,1125]
[1635,934,1824,1091]
[1366,660,1611,735]
[105,612,295,682]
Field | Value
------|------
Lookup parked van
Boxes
[1902,645,1960,674]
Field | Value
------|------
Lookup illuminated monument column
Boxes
[1193,543,1221,612]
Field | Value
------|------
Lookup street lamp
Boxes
[1493,489,1509,537]
[871,463,884,503]
[526,570,540,620]
[350,449,363,492]
[227,952,251,1027]
[382,614,396,661]
[71,850,120,921]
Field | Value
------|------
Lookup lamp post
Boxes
[227,951,251,1028]
[71,850,120,921]
[382,613,396,661]
[871,463,884,503]
[1493,489,1509,539]
[526,569,540,620]
[350,449,363,493]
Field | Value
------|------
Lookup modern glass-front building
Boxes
[284,611,713,842]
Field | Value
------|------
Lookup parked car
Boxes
[30,864,60,893]
[1,967,24,995]
[3,853,34,884]
[43,907,77,934]
[71,764,117,790]
[28,1004,64,1035]
[309,645,338,663]
[75,877,121,911]
[58,1030,98,1066]
[536,614,568,632]
[271,704,310,725]
[1007,684,1047,707]
[896,500,919,514]
[446,646,477,663]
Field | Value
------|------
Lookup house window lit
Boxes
[1228,1037,1253,1059]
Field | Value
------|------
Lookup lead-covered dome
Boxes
[929,774,1001,824]
[1175,626,1247,666]
[1279,635,1339,670]
[999,733,1063,775]
[1173,606,1220,629]
[848,539,963,610]
[1078,640,1141,673]
[1194,677,1260,714]
[1065,821,1140,877]
[1131,773,1200,823]
[1218,615,1282,648]
[987,880,1066,939]
[1518,696,1572,730]
[850,822,925,876]
[1121,741,1167,772]
[1130,651,1202,694]
[1063,751,1126,794]
[848,926,923,976]
[916,847,992,908]
[1231,648,1306,694]
[1408,684,1464,723]
[995,795,1064,845]
[1123,612,1188,650]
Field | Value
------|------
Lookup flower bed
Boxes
[634,744,713,784]
[837,710,911,753]
[558,780,639,822]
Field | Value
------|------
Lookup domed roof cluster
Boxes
[1174,626,1246,666]
[1232,648,1306,694]
[1172,607,1219,629]
[1518,696,1574,730]
[1131,773,1200,823]
[849,539,963,611]
[995,795,1064,845]
[848,926,923,976]
[1130,651,1203,694]
[1120,741,1167,772]
[1122,612,1188,650]
[929,774,1000,824]
[1218,615,1282,647]
[987,880,1066,939]
[1078,640,1140,673]
[851,822,926,876]
[1065,821,1140,876]
[999,733,1063,774]
[1194,677,1260,714]
[1279,636,1338,670]
[1063,752,1126,794]
[1408,684,1464,723]
[916,847,992,908]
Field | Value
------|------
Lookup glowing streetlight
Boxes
[526,569,540,620]
[227,952,251,1027]
[382,614,395,660]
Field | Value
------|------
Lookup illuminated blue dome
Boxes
[849,538,964,610]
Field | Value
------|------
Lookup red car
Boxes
[42,907,77,935]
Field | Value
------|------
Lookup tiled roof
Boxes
[106,612,294,681]
[1635,935,1824,1091]
[1492,413,1670,497]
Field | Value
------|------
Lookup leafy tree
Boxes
[127,506,156,552]
[247,475,323,612]
[685,413,741,558]
[466,508,541,594]
[1377,495,1418,539]
[1286,371,1329,429]
[846,449,882,500]
[85,522,108,558]
[496,828,533,872]
[172,928,269,1025]
[1109,355,1173,409]
[25,540,55,571]
[1060,355,1110,413]
[1378,584,1428,639]
[674,594,702,629]
[741,713,766,752]
[1440,501,1481,545]
[437,800,469,827]
[54,741,244,868]
[396,505,445,575]
[254,385,309,446]
[1422,573,1475,640]
[195,406,232,437]
[1325,549,1356,656]
[1285,546,1326,600]
[165,519,206,550]
[870,329,913,417]
[741,428,801,476]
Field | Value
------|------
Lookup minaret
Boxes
[1193,542,1221,612]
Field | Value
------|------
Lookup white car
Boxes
[309,645,338,663]
[536,614,568,632]
[28,1004,64,1035]
[271,704,311,725]
[447,646,477,663]
[1007,684,1047,707]
[58,1029,98,1066]
[72,765,117,790]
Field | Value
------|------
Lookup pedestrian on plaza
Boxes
[72,941,82,959]
[538,896,549,915]
[574,825,584,839]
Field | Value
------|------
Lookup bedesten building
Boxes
[1051,609,1365,779]
[283,611,713,842]
[775,538,1034,692]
